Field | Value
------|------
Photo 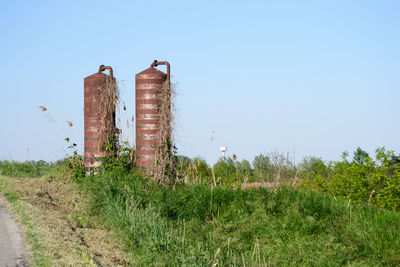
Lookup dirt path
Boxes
[0,196,28,266]
[5,176,130,266]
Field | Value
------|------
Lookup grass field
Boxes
[80,170,400,266]
[1,160,400,266]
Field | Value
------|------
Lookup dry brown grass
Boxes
[95,77,119,148]
[152,81,176,184]
[240,181,277,190]
[5,176,130,266]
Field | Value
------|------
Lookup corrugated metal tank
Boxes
[84,66,115,170]
[135,67,167,169]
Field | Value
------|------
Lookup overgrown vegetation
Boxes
[176,151,296,187]
[299,147,400,210]
[77,170,400,265]
[96,73,118,148]
[2,146,400,265]
[152,81,176,185]
[175,147,400,211]
[0,160,64,178]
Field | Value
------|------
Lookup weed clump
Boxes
[152,81,177,185]
[96,76,118,150]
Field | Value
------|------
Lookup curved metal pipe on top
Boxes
[150,60,170,85]
[98,65,113,80]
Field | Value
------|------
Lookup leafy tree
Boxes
[352,147,369,165]
[236,159,253,177]
[213,157,235,178]
[253,154,270,178]
[192,157,211,178]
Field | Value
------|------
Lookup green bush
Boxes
[299,147,400,210]
[236,159,253,178]
[189,157,212,181]
[252,152,296,183]
[213,157,236,179]
[253,154,271,179]
[299,156,330,180]
[168,152,298,186]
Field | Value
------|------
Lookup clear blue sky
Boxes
[1,1,399,164]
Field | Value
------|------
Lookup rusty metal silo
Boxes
[84,65,116,170]
[135,60,170,169]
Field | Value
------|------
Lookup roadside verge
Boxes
[0,175,130,266]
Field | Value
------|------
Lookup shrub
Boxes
[236,159,253,178]
[191,157,212,179]
[300,147,400,210]
[253,154,270,179]
[213,157,236,179]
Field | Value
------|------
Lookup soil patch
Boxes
[6,176,130,266]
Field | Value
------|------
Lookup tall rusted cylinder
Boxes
[84,65,116,170]
[135,64,168,169]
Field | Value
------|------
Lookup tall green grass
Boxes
[4,153,399,265]
[79,170,400,266]
[0,160,65,178]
